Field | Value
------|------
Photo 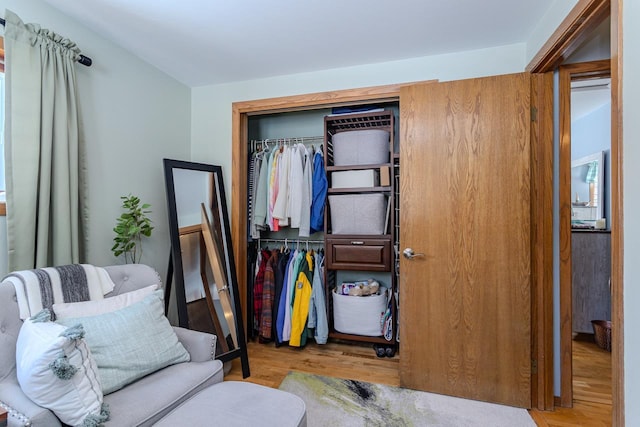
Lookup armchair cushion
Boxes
[56,291,190,394]
[103,358,224,426]
[16,313,104,426]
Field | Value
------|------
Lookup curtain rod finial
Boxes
[78,55,92,67]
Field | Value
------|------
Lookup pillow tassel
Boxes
[31,308,52,323]
[49,353,79,380]
[60,323,85,340]
[82,403,110,427]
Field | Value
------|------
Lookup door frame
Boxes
[527,0,623,423]
[558,60,611,407]
[230,83,415,340]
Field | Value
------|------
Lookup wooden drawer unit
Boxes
[326,237,391,271]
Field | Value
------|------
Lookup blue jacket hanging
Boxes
[310,151,327,234]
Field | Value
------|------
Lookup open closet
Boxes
[232,74,539,409]
[244,106,400,351]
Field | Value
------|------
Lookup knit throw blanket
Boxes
[5,264,116,320]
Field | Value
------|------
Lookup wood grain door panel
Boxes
[399,74,532,408]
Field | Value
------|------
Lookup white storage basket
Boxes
[328,193,387,235]
[332,288,387,336]
[332,129,390,166]
[331,169,378,188]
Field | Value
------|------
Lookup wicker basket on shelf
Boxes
[591,320,612,352]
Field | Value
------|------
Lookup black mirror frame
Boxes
[163,158,250,378]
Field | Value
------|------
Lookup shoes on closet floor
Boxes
[373,344,396,358]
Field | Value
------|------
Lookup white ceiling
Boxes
[40,0,556,87]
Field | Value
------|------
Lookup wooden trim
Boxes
[558,65,573,408]
[530,0,623,420]
[231,83,428,338]
[558,60,611,408]
[610,0,624,425]
[526,0,610,72]
[178,224,201,235]
[530,72,555,410]
[0,202,5,216]
[231,82,433,115]
[231,104,249,337]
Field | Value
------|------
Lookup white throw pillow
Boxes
[16,311,108,426]
[53,284,159,319]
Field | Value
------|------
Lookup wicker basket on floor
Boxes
[591,320,612,352]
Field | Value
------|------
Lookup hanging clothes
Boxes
[252,149,270,238]
[308,251,328,344]
[273,145,291,226]
[253,249,271,333]
[266,148,279,231]
[310,150,328,234]
[259,250,279,342]
[298,146,314,237]
[273,248,290,346]
[276,249,294,344]
[282,250,305,342]
[288,144,305,229]
[289,251,313,347]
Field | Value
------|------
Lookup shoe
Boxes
[373,344,386,358]
[385,346,396,358]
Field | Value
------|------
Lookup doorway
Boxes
[558,59,612,407]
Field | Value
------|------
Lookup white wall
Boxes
[622,1,640,424]
[191,43,526,205]
[0,0,191,278]
[526,0,579,62]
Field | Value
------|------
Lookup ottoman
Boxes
[154,381,307,426]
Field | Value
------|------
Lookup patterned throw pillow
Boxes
[16,310,108,426]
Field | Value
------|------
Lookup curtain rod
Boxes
[0,17,92,66]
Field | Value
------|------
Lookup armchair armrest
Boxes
[0,380,61,427]
[172,327,217,363]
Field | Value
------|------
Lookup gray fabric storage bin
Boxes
[332,288,387,336]
[332,129,389,166]
[329,193,387,235]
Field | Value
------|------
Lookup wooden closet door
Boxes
[399,73,532,408]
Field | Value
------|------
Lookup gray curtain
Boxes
[3,10,84,270]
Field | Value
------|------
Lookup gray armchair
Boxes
[0,264,224,427]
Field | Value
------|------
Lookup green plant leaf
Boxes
[111,194,153,264]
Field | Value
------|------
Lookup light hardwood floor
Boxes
[226,338,612,426]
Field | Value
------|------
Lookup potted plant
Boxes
[111,194,154,264]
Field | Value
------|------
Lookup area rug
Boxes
[279,371,536,427]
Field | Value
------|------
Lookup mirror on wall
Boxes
[163,159,249,377]
[571,151,605,225]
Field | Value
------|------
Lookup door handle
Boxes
[403,248,425,260]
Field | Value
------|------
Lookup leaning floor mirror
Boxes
[163,159,250,378]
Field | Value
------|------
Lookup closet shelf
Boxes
[327,186,391,194]
[326,163,392,172]
[326,112,394,131]
[328,331,390,344]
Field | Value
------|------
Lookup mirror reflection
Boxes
[571,151,604,225]
[163,159,249,377]
[570,76,610,229]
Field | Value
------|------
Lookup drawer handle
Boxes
[350,241,365,245]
